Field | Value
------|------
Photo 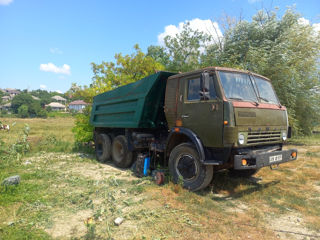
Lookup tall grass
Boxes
[0,117,75,153]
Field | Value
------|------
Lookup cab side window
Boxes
[187,76,216,101]
[187,78,201,101]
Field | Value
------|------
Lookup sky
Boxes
[0,0,319,93]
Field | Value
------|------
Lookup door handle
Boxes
[181,115,189,119]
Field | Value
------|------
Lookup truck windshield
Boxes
[253,76,279,104]
[219,71,258,102]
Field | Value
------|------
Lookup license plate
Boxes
[269,154,282,163]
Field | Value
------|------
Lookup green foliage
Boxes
[207,8,320,134]
[12,93,49,118]
[0,124,30,162]
[72,44,164,104]
[46,106,52,112]
[0,91,4,104]
[1,108,8,116]
[12,93,35,113]
[161,22,210,72]
[36,108,48,118]
[18,104,29,118]
[47,111,70,118]
[146,45,170,68]
[72,107,94,143]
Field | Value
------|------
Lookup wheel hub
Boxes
[176,154,198,181]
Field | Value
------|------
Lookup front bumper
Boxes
[234,149,298,170]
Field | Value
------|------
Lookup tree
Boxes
[71,44,164,143]
[146,45,170,68]
[162,22,210,72]
[12,93,36,113]
[18,105,29,118]
[202,8,320,134]
[0,91,4,104]
[11,93,47,118]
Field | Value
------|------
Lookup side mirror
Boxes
[200,72,210,100]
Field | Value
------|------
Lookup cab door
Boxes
[180,72,223,147]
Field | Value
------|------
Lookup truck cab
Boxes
[164,67,297,190]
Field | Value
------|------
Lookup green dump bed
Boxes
[90,71,176,129]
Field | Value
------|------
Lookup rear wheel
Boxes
[169,143,213,191]
[111,135,133,168]
[95,133,111,162]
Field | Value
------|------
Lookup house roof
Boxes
[5,88,20,94]
[52,95,66,101]
[1,102,12,107]
[69,100,88,105]
[32,96,40,100]
[46,102,66,108]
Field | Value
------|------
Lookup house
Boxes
[0,102,12,110]
[52,95,66,104]
[45,102,66,111]
[68,100,88,112]
[1,96,11,102]
[32,96,40,100]
[4,88,20,98]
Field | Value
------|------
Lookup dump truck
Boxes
[90,67,297,191]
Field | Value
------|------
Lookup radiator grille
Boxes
[247,131,281,145]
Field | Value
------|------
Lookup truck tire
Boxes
[169,143,213,191]
[95,133,111,162]
[229,169,259,178]
[111,135,133,168]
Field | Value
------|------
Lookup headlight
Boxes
[238,133,245,145]
[282,132,287,141]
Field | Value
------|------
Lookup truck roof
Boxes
[168,67,271,82]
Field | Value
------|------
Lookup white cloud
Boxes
[55,90,63,94]
[298,17,310,26]
[50,48,63,54]
[0,0,13,5]
[40,62,71,75]
[312,23,320,33]
[40,84,47,90]
[158,18,223,48]
[298,17,320,34]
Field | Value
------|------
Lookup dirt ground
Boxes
[20,144,320,239]
[1,144,320,239]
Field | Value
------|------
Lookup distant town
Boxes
[0,88,88,118]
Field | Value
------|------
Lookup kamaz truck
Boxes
[90,67,297,191]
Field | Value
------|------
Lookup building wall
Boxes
[69,104,86,111]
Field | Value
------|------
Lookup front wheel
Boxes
[169,143,213,191]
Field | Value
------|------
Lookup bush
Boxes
[72,107,93,144]
[18,105,29,118]
[36,109,48,118]
[1,109,8,116]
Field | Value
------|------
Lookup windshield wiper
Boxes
[258,96,269,102]
[229,97,243,101]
